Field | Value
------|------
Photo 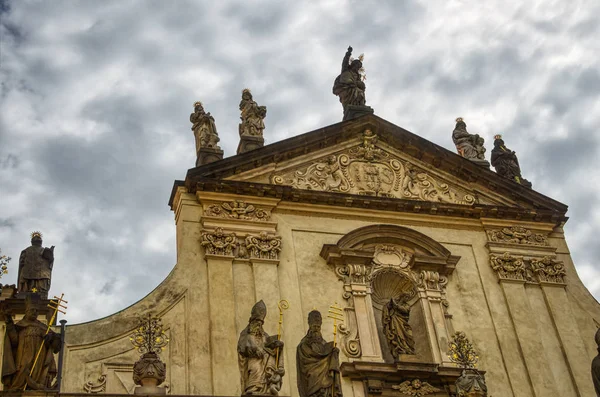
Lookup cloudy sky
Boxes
[1,0,599,323]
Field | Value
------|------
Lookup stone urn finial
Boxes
[130,314,170,395]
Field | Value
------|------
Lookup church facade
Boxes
[35,112,599,397]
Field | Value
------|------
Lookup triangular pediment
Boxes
[174,114,567,221]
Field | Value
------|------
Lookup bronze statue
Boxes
[2,295,61,390]
[18,232,54,298]
[238,300,285,395]
[452,118,488,167]
[593,328,600,396]
[382,294,415,358]
[190,102,220,152]
[296,310,342,397]
[333,47,366,113]
[491,135,532,188]
[239,89,267,138]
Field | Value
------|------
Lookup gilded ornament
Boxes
[448,331,479,369]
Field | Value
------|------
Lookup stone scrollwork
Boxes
[486,226,549,246]
[530,256,566,284]
[201,227,237,256]
[392,379,441,397]
[489,252,526,281]
[419,270,448,291]
[337,313,361,358]
[83,374,107,394]
[335,264,370,289]
[272,129,478,205]
[204,200,271,221]
[245,231,282,260]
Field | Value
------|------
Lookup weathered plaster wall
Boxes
[59,189,600,397]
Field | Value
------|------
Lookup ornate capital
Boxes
[204,200,271,221]
[530,256,566,284]
[487,226,549,246]
[392,379,440,396]
[245,231,282,260]
[335,264,370,286]
[201,227,237,256]
[419,270,448,291]
[489,252,526,281]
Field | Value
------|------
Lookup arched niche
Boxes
[320,224,460,366]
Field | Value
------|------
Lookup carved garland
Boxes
[271,130,477,205]
[486,226,549,246]
[204,200,271,221]
[489,253,566,284]
[200,228,282,260]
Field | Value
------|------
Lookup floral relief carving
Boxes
[392,379,440,397]
[204,200,270,221]
[530,256,566,284]
[487,226,549,246]
[271,129,478,205]
[489,252,526,281]
[201,227,237,256]
[245,231,282,260]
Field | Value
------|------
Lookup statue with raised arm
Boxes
[190,102,221,153]
[296,310,342,397]
[491,135,532,188]
[452,118,489,167]
[17,232,54,299]
[333,46,366,110]
[238,300,285,395]
[239,89,267,138]
[2,294,61,390]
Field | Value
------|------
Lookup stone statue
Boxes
[491,135,532,188]
[2,295,61,390]
[593,328,600,396]
[452,118,489,167]
[239,89,267,138]
[238,300,285,395]
[455,369,488,397]
[382,294,415,358]
[18,232,54,299]
[296,310,342,397]
[190,102,221,152]
[333,46,366,111]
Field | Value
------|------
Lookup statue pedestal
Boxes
[343,105,374,121]
[0,296,56,323]
[470,158,490,168]
[237,135,264,155]
[134,385,167,395]
[196,147,224,167]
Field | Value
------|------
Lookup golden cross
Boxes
[31,287,38,293]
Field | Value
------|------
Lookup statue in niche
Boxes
[491,135,532,188]
[190,101,221,152]
[593,328,600,396]
[239,89,267,137]
[2,295,61,390]
[382,293,415,358]
[452,118,488,165]
[332,46,366,113]
[296,310,342,397]
[238,300,285,395]
[18,231,54,299]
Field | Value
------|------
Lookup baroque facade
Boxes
[2,114,599,397]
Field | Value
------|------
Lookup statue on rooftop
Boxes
[333,47,373,121]
[491,135,532,188]
[190,102,221,153]
[2,294,61,390]
[296,310,342,397]
[239,89,267,138]
[452,118,489,168]
[17,232,54,299]
[238,300,285,395]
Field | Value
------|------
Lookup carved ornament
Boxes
[530,256,566,284]
[83,374,107,394]
[487,226,549,246]
[419,270,448,291]
[392,379,440,396]
[201,227,237,256]
[204,200,270,221]
[272,130,477,204]
[489,252,526,281]
[245,231,282,260]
